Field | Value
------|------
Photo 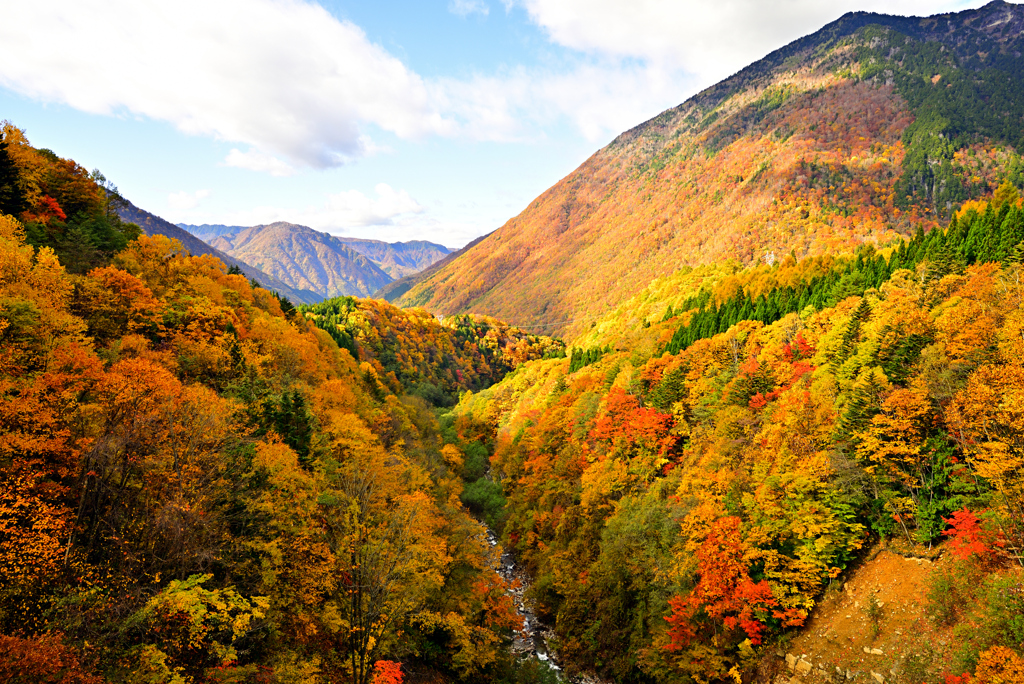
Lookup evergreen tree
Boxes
[0,136,24,217]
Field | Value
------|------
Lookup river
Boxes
[484,527,612,684]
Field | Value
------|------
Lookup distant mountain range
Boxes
[178,222,452,299]
[181,223,451,281]
[203,222,391,299]
[115,202,322,304]
[373,231,492,302]
[391,0,1024,336]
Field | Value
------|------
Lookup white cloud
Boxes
[167,189,211,211]
[449,0,489,17]
[199,182,423,232]
[433,62,696,144]
[0,0,989,180]
[0,0,455,170]
[513,0,986,83]
[323,183,424,227]
[224,149,296,177]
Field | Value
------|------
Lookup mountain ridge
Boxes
[394,0,1024,339]
[180,222,452,281]
[208,221,394,299]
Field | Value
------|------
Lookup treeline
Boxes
[665,181,1024,354]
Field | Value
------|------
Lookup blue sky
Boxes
[0,0,988,247]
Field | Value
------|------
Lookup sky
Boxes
[0,0,991,248]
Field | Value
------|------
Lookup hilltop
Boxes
[208,221,394,299]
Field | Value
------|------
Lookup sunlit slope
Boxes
[211,221,393,298]
[396,1,1024,337]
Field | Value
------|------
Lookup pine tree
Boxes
[0,136,24,217]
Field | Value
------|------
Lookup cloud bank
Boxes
[514,0,983,82]
[0,0,452,169]
[0,0,983,175]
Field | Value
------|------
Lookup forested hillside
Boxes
[0,128,567,684]
[396,1,1024,337]
[451,186,1024,682]
[301,298,564,407]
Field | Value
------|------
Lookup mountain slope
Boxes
[177,223,244,242]
[396,1,1024,337]
[209,222,393,298]
[449,190,1024,681]
[375,231,493,302]
[332,237,452,279]
[116,201,322,304]
[180,223,452,280]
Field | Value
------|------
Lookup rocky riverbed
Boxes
[485,528,612,684]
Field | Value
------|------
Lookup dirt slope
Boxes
[762,543,952,684]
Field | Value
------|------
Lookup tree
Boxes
[0,135,26,217]
[948,364,1024,550]
[662,516,779,678]
[0,633,103,684]
[318,446,449,684]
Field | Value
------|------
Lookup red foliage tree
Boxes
[590,388,676,454]
[942,509,1005,564]
[665,516,779,648]
[371,660,403,684]
[0,633,104,684]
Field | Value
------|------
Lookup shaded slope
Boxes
[333,237,452,279]
[210,222,393,298]
[397,1,1024,337]
[116,201,321,304]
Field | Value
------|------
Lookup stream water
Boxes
[484,527,612,684]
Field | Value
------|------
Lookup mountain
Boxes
[180,223,452,281]
[207,221,393,298]
[332,237,452,279]
[374,231,492,302]
[394,0,1024,336]
[451,190,1024,680]
[176,223,244,242]
[115,201,322,304]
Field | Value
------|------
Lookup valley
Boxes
[2,2,1024,684]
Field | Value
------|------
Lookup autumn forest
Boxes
[4,3,1024,684]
